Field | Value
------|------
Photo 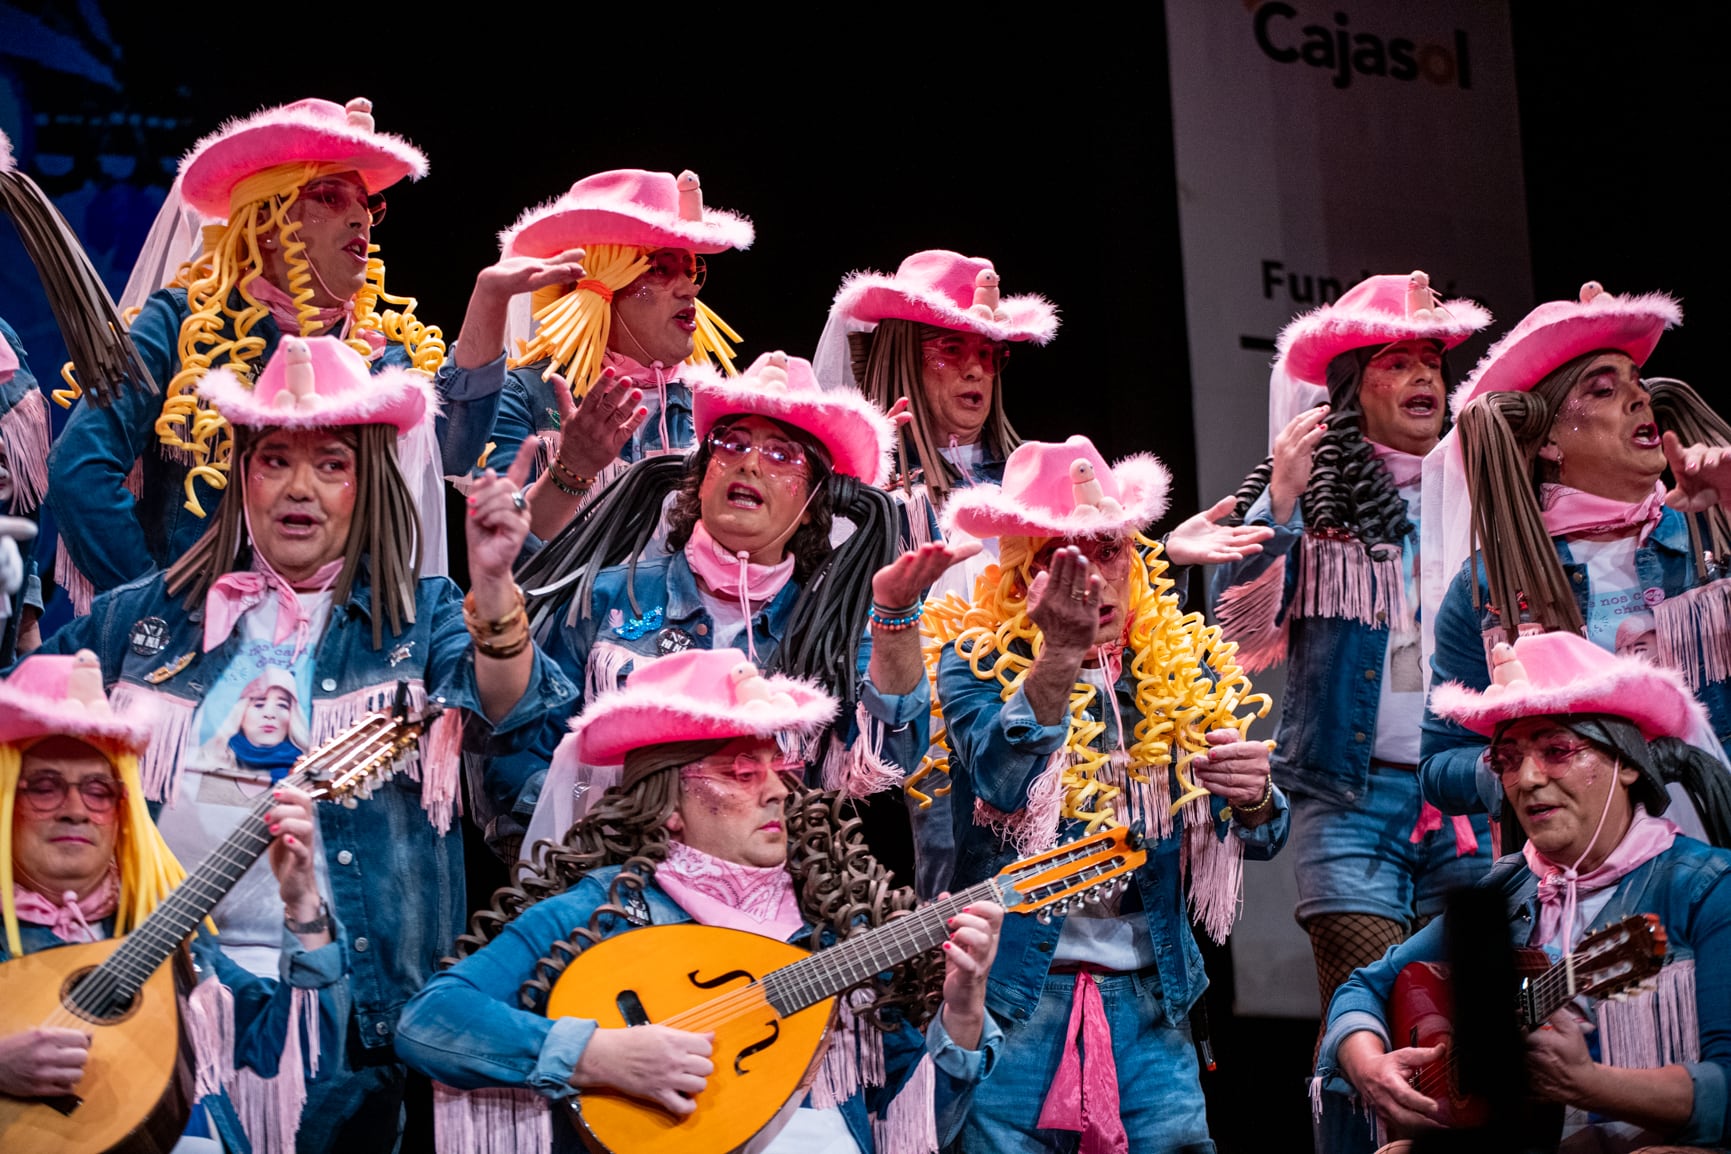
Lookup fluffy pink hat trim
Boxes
[943,434,1171,542]
[0,650,152,752]
[1451,283,1682,417]
[832,250,1059,344]
[1428,630,1708,742]
[179,97,428,219]
[690,352,895,485]
[1276,271,1492,387]
[568,649,838,767]
[500,168,753,258]
[0,128,13,174]
[198,335,431,434]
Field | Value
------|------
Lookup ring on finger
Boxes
[511,489,529,512]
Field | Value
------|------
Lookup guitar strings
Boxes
[40,714,413,1029]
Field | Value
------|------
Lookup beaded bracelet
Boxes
[868,601,924,631]
[548,455,597,497]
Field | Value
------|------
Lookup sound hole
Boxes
[61,965,141,1025]
[734,1020,780,1075]
[615,989,650,1027]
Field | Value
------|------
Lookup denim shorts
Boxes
[1290,763,1493,926]
[958,968,1215,1153]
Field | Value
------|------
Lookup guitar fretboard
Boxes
[759,879,1005,1016]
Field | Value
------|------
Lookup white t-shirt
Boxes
[1567,534,1647,654]
[154,590,333,978]
[1372,482,1425,763]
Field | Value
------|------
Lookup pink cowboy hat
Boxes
[0,650,151,752]
[568,648,837,768]
[691,351,896,485]
[831,250,1059,344]
[500,168,753,259]
[198,335,431,434]
[943,434,1171,542]
[1451,282,1682,417]
[1429,630,1708,742]
[1276,271,1492,387]
[179,97,428,220]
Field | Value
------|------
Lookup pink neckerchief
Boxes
[1410,801,1481,858]
[684,521,796,662]
[13,866,119,943]
[0,327,18,383]
[603,348,674,452]
[655,838,804,941]
[205,556,342,658]
[1525,806,1679,957]
[1539,479,1668,546]
[1369,442,1426,489]
[248,278,387,360]
[1036,969,1128,1154]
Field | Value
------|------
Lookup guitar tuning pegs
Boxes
[342,796,359,809]
[1037,909,1053,925]
[1085,889,1104,905]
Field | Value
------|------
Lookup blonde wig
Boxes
[2,738,187,957]
[508,243,742,398]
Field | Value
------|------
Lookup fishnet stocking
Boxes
[1307,912,1408,1066]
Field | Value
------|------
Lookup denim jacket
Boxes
[46,288,499,593]
[31,567,577,1051]
[520,550,929,828]
[395,865,1001,1154]
[935,644,1290,1027]
[1318,838,1731,1147]
[440,354,694,479]
[1420,508,1731,817]
[1208,487,1402,806]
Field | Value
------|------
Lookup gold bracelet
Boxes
[465,586,531,658]
[1234,776,1275,816]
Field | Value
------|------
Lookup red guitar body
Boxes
[1388,950,1550,1128]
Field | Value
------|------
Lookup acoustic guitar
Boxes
[1390,912,1669,1129]
[0,686,441,1154]
[549,823,1148,1154]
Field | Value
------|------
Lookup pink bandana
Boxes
[13,866,119,943]
[684,521,796,661]
[1525,808,1679,954]
[1539,480,1668,545]
[1370,442,1425,489]
[205,557,342,657]
[248,278,387,360]
[1035,969,1128,1154]
[1409,801,1480,858]
[655,838,803,941]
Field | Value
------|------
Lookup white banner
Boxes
[1165,0,1532,1018]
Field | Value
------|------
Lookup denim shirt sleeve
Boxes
[473,368,541,478]
[1677,866,1731,1145]
[420,578,578,818]
[1315,915,1448,1088]
[45,289,180,591]
[926,1007,1004,1146]
[1419,565,1503,817]
[1231,784,1292,860]
[937,644,1069,813]
[855,627,932,768]
[1206,486,1304,608]
[434,350,508,478]
[189,922,348,1079]
[23,573,154,676]
[395,880,611,1098]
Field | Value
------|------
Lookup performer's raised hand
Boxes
[1026,545,1104,656]
[1269,403,1330,522]
[465,450,536,597]
[453,247,588,368]
[1163,494,1275,565]
[527,368,650,537]
[1662,430,1730,513]
[938,899,1003,1051]
[572,1025,716,1117]
[867,539,982,695]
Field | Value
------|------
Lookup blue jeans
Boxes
[959,968,1214,1154]
[1290,764,1492,927]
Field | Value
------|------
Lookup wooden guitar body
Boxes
[552,923,835,1154]
[0,938,191,1154]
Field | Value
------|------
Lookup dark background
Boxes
[1,4,1723,1150]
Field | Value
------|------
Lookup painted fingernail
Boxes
[268,824,279,834]
[947,916,956,927]
[943,941,953,950]
[286,835,297,845]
